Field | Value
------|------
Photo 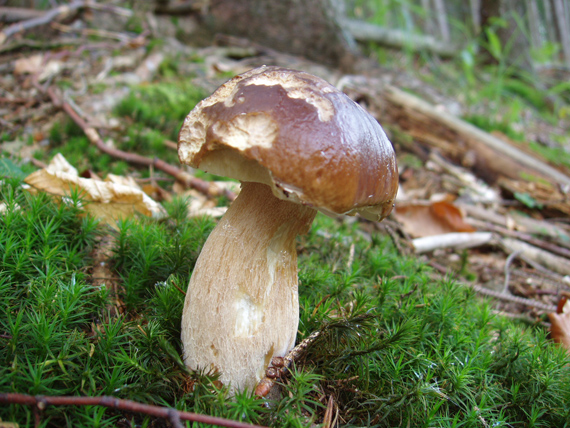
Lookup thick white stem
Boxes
[181,181,316,393]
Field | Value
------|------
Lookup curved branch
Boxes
[0,393,267,428]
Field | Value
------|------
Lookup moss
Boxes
[2,166,569,426]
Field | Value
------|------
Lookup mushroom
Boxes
[178,66,398,393]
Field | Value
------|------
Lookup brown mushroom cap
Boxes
[178,66,398,221]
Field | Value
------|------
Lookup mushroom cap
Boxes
[178,66,398,221]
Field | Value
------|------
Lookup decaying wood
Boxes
[341,18,458,57]
[467,218,570,260]
[460,203,570,244]
[412,231,494,253]
[498,177,570,216]
[39,85,236,202]
[0,7,44,23]
[372,84,570,187]
[502,238,570,276]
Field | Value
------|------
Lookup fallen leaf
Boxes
[394,200,476,238]
[47,152,78,176]
[13,54,63,82]
[24,155,166,226]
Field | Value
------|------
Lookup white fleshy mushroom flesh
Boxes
[183,181,316,391]
[178,66,398,393]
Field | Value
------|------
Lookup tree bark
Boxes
[205,0,358,71]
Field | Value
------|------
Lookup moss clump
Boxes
[1,181,569,427]
[114,82,206,141]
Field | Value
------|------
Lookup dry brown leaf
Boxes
[13,54,63,82]
[548,311,570,351]
[394,200,476,238]
[24,155,166,226]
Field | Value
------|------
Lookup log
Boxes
[377,85,570,187]
[412,232,494,253]
[205,0,358,70]
[502,238,570,276]
[341,18,458,57]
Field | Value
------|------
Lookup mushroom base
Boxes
[181,181,317,393]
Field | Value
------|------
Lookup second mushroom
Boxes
[178,66,398,393]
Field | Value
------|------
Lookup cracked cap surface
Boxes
[178,66,398,221]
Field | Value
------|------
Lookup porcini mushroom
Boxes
[178,66,398,393]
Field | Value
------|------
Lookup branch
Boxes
[341,18,458,57]
[0,7,44,23]
[0,1,85,46]
[39,85,236,202]
[0,1,133,46]
[0,393,267,428]
[254,330,321,397]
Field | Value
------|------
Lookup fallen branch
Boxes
[255,330,321,397]
[155,0,204,15]
[428,261,557,312]
[380,85,570,187]
[0,1,134,46]
[467,217,570,260]
[0,393,267,428]
[0,7,44,23]
[38,85,235,202]
[0,1,85,46]
[502,238,570,276]
[341,18,458,57]
[412,232,494,253]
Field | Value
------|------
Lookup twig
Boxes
[254,330,321,397]
[0,37,83,54]
[51,22,133,42]
[0,393,268,428]
[0,7,45,23]
[501,238,570,276]
[503,250,522,294]
[0,1,134,46]
[0,1,85,46]
[428,261,557,312]
[36,85,236,202]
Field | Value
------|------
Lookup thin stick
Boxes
[503,250,521,294]
[0,1,85,45]
[428,261,557,312]
[0,393,268,428]
[255,331,321,397]
[37,85,235,202]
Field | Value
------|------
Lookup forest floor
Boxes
[2,2,570,427]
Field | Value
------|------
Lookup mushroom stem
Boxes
[181,181,317,393]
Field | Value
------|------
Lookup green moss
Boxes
[1,182,569,427]
[464,114,524,141]
[114,82,206,141]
